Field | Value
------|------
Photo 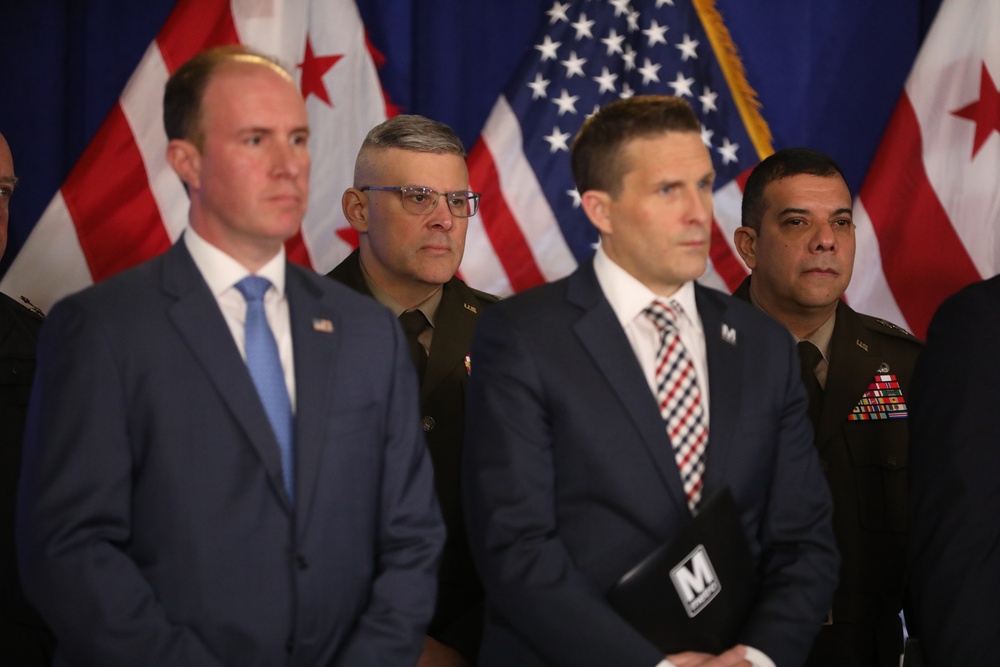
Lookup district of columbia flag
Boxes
[848,0,1000,339]
[460,0,772,299]
[0,0,389,313]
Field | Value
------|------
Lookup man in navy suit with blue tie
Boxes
[17,46,443,666]
[463,96,839,667]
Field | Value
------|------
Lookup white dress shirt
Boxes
[184,229,296,411]
[592,246,775,667]
[593,246,710,422]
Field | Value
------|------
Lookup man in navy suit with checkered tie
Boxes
[463,96,838,667]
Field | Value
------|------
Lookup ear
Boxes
[166,139,201,191]
[581,190,613,236]
[342,188,369,233]
[733,226,758,270]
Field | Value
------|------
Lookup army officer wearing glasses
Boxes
[329,114,498,667]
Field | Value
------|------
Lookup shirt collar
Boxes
[358,259,442,326]
[745,283,836,360]
[593,244,701,332]
[183,227,286,298]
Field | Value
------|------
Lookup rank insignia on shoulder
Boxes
[20,295,45,318]
[848,372,908,420]
[875,318,914,336]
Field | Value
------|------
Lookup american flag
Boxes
[460,0,768,298]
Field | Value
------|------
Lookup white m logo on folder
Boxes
[670,545,721,617]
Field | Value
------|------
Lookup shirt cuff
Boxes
[745,645,776,667]
[653,646,774,667]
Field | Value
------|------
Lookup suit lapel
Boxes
[568,263,690,512]
[695,285,742,494]
[421,278,477,403]
[163,242,292,511]
[286,267,341,529]
[817,301,881,446]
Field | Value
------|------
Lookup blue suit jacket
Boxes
[463,260,839,667]
[17,241,444,666]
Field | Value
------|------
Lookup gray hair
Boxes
[360,114,465,155]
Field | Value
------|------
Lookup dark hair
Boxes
[570,95,701,196]
[163,45,288,149]
[741,148,848,232]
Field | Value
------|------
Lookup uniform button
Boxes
[421,416,435,432]
[886,455,898,467]
[820,459,829,473]
[296,554,309,570]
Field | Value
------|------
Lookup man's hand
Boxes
[415,636,469,667]
[668,644,750,667]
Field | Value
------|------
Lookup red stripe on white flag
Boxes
[852,0,1000,338]
[157,0,239,71]
[859,94,980,336]
[65,103,172,283]
[1,0,389,311]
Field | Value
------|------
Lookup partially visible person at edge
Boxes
[329,114,497,667]
[906,275,1000,667]
[0,130,54,665]
[732,147,921,667]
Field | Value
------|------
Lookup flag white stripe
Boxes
[121,41,188,243]
[482,97,578,283]
[460,211,513,297]
[297,0,387,272]
[905,0,1000,279]
[0,194,93,311]
[846,199,909,329]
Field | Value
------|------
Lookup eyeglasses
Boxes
[360,185,481,218]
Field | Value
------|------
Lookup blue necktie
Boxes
[235,276,295,503]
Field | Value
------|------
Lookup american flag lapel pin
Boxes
[312,318,334,333]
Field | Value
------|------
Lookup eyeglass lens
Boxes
[400,187,479,217]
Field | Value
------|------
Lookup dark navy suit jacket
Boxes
[17,240,444,666]
[906,274,1000,666]
[463,260,839,667]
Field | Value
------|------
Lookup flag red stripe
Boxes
[62,104,172,282]
[709,220,747,292]
[156,0,239,73]
[861,93,981,338]
[468,138,546,292]
[709,166,753,293]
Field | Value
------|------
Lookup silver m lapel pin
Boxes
[721,324,737,345]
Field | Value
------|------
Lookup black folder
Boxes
[608,486,760,654]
